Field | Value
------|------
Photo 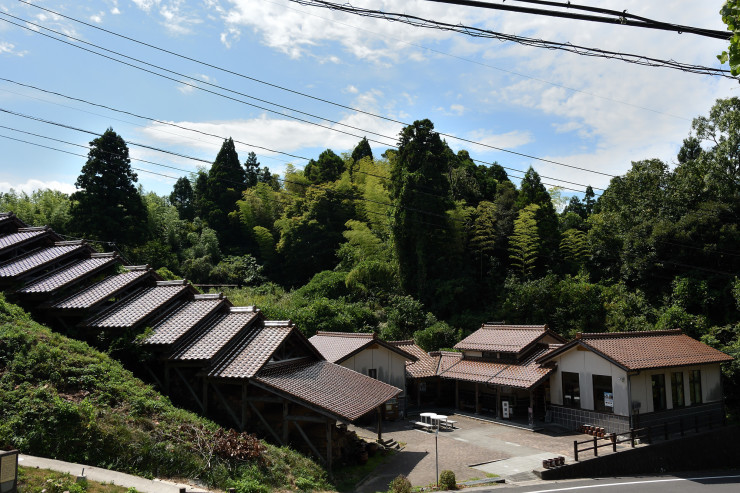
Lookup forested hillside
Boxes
[2,98,739,413]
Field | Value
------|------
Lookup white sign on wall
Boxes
[604,392,614,408]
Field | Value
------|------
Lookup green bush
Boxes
[388,474,412,493]
[439,470,456,490]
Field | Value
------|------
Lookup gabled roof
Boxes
[538,330,734,371]
[81,280,193,329]
[439,344,554,389]
[454,324,566,354]
[169,307,261,362]
[17,253,119,295]
[389,340,439,379]
[0,227,58,256]
[0,212,26,233]
[253,358,402,422]
[142,294,227,347]
[309,331,418,364]
[208,321,295,379]
[0,242,90,279]
[49,266,153,310]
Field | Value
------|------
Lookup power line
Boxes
[286,0,736,80]
[422,0,730,40]
[0,77,604,194]
[4,6,616,178]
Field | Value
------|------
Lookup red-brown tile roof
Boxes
[543,330,735,371]
[436,351,463,373]
[389,340,439,378]
[83,281,190,329]
[0,242,88,278]
[439,346,554,389]
[51,267,152,310]
[454,324,564,353]
[208,322,294,378]
[17,254,118,294]
[170,307,260,362]
[254,358,402,422]
[142,295,226,346]
[309,332,374,363]
[309,331,417,364]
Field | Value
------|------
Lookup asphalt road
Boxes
[466,472,740,492]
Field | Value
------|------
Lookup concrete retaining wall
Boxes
[539,425,740,480]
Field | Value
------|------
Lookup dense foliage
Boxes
[0,294,329,491]
[2,98,740,416]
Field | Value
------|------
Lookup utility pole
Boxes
[435,425,439,487]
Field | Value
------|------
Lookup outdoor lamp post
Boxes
[435,425,439,487]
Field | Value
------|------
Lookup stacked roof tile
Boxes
[254,358,402,422]
[0,227,53,255]
[454,324,560,353]
[0,242,88,278]
[170,307,260,362]
[209,322,293,378]
[142,295,226,346]
[309,331,417,364]
[17,254,118,294]
[83,281,191,329]
[50,267,152,310]
[389,340,440,379]
[539,330,734,371]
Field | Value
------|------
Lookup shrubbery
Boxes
[439,469,456,490]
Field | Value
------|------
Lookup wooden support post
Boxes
[326,420,333,480]
[529,391,534,427]
[475,382,480,414]
[573,440,578,462]
[611,433,617,452]
[202,377,208,414]
[646,426,652,444]
[212,383,242,430]
[496,387,501,419]
[164,365,170,393]
[377,406,382,442]
[630,429,635,448]
[293,421,325,464]
[241,382,249,430]
[593,436,598,457]
[455,380,459,409]
[282,399,290,444]
[249,401,283,445]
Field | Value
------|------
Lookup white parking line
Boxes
[521,475,740,492]
[454,437,469,442]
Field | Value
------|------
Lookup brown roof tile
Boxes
[17,254,118,294]
[51,267,152,310]
[83,282,190,328]
[439,347,553,389]
[208,323,293,378]
[0,228,51,254]
[142,296,226,346]
[309,332,374,363]
[170,307,260,362]
[389,340,439,379]
[574,330,734,370]
[437,351,463,373]
[0,242,88,278]
[454,324,561,353]
[254,358,402,422]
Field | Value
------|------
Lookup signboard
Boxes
[0,450,18,493]
[604,392,614,408]
[502,401,510,419]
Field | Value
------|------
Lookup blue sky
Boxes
[0,0,736,200]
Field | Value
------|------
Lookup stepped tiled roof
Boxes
[50,267,152,310]
[142,294,227,346]
[209,322,294,378]
[254,358,402,422]
[0,227,53,254]
[82,281,191,329]
[170,307,260,362]
[309,331,417,364]
[0,242,88,279]
[17,254,118,294]
[538,330,735,371]
[454,324,565,354]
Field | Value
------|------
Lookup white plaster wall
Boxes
[340,345,408,396]
[548,347,629,416]
[629,364,724,413]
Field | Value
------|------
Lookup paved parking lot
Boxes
[351,413,580,492]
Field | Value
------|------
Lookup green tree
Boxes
[351,137,373,163]
[69,128,147,245]
[0,189,71,233]
[304,149,346,184]
[169,176,195,221]
[244,151,261,188]
[509,204,540,277]
[719,1,740,75]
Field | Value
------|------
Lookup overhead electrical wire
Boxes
[285,0,736,79]
[4,5,616,179]
[0,78,605,193]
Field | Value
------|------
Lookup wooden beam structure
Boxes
[211,382,242,430]
[326,419,333,480]
[294,421,325,464]
[171,366,204,412]
[248,401,283,445]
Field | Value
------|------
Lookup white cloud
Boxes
[344,85,359,94]
[0,41,27,57]
[449,104,465,116]
[111,7,121,15]
[90,12,104,23]
[0,179,76,195]
[466,130,534,153]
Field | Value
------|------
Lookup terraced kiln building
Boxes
[0,212,401,474]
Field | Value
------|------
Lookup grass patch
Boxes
[0,294,330,492]
[333,449,396,493]
[18,467,130,492]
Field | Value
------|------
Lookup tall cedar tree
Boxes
[516,167,560,267]
[70,128,147,245]
[351,137,374,163]
[391,119,454,303]
[170,176,195,221]
[198,138,246,250]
